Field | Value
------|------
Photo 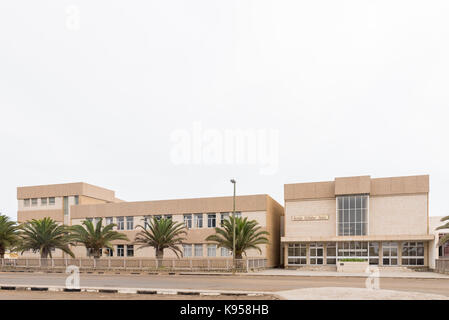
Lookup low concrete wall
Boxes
[337,261,369,273]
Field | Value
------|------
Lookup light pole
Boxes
[230,179,236,271]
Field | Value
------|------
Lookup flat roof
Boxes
[285,175,429,201]
[17,182,116,202]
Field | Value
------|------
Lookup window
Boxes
[194,214,203,228]
[74,195,79,205]
[183,244,192,257]
[382,242,398,266]
[235,212,242,218]
[337,241,368,258]
[194,244,203,257]
[106,248,113,257]
[207,214,216,228]
[24,199,30,207]
[154,215,162,221]
[126,216,134,230]
[41,198,47,206]
[337,195,368,236]
[220,213,229,226]
[63,196,68,216]
[31,198,38,206]
[164,215,172,220]
[105,217,113,226]
[221,247,231,257]
[49,197,55,205]
[184,214,192,229]
[310,242,324,265]
[117,217,125,230]
[127,245,134,257]
[402,242,424,266]
[94,217,101,226]
[117,245,125,257]
[207,244,217,257]
[326,243,336,264]
[288,243,307,265]
[369,242,379,265]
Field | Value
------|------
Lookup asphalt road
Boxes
[1,272,449,297]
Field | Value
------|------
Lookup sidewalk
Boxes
[252,268,449,279]
[179,268,449,279]
[275,287,449,300]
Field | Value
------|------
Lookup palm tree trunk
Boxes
[156,249,164,269]
[40,250,49,267]
[0,247,5,260]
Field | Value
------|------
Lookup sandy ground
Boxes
[276,287,449,300]
[0,290,277,300]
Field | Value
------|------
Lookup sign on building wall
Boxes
[291,215,329,221]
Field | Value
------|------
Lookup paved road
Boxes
[1,272,449,297]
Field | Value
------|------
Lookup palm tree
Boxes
[0,214,20,259]
[71,218,129,259]
[206,216,269,262]
[436,215,449,247]
[134,217,187,266]
[17,217,75,260]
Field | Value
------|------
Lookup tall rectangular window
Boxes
[31,198,38,206]
[49,197,55,205]
[337,195,368,236]
[309,242,324,265]
[194,214,203,228]
[74,195,79,205]
[117,245,124,257]
[117,217,125,230]
[127,245,134,257]
[41,198,47,206]
[184,214,192,229]
[207,244,217,257]
[326,243,336,265]
[220,213,229,226]
[221,247,231,257]
[382,242,398,265]
[194,244,203,256]
[63,196,68,216]
[105,217,113,226]
[183,244,192,257]
[208,214,216,228]
[24,199,30,207]
[126,216,134,230]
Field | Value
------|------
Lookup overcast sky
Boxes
[1,1,448,220]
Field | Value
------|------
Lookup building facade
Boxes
[429,216,449,268]
[282,175,433,268]
[17,183,284,267]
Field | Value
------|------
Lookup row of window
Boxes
[84,213,242,231]
[23,196,80,207]
[24,197,56,207]
[182,244,231,257]
[183,212,241,229]
[287,241,425,266]
[88,245,134,257]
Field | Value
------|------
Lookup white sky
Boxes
[1,1,448,220]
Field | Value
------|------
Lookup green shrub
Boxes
[338,258,367,262]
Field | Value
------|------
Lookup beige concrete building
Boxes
[282,175,434,268]
[429,216,449,268]
[17,183,284,267]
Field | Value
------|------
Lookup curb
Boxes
[0,284,270,297]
